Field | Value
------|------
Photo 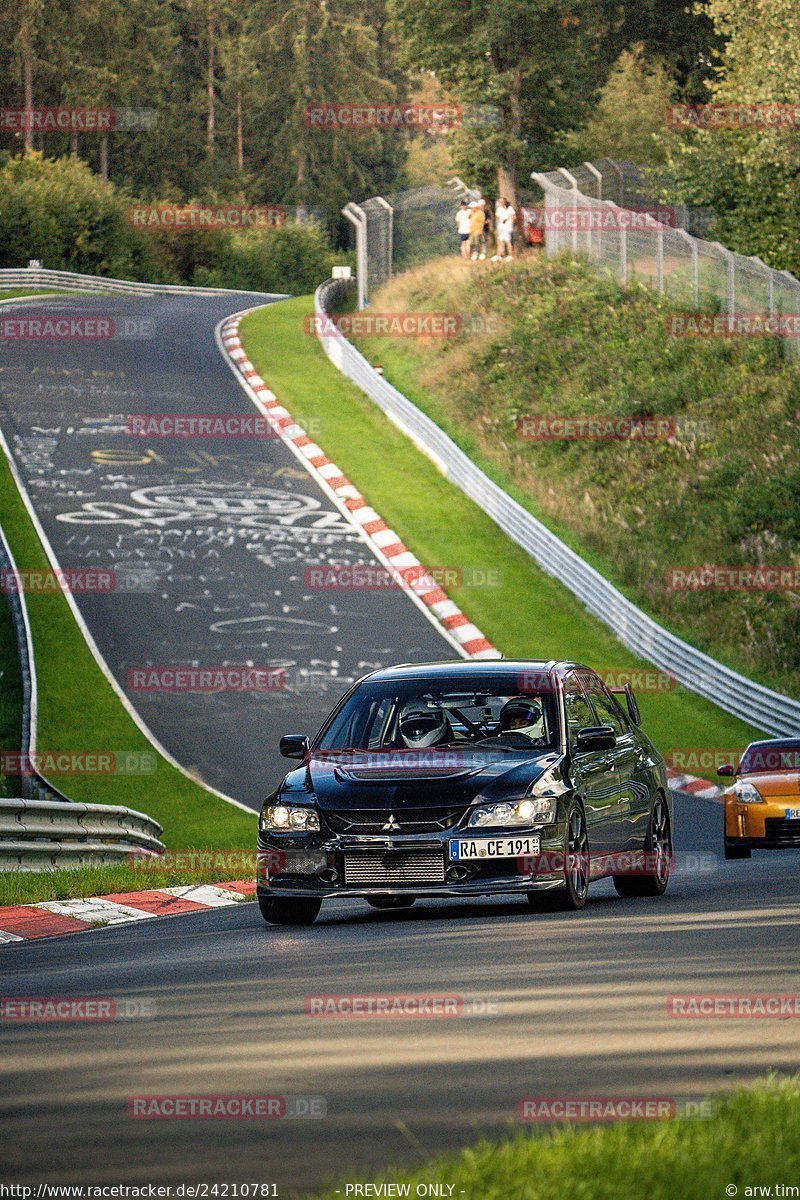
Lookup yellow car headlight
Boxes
[735,782,764,804]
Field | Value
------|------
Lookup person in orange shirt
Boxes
[468,201,485,260]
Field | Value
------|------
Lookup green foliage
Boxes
[664,0,800,274]
[0,0,410,224]
[565,45,676,167]
[239,294,758,764]
[0,153,342,293]
[192,222,343,293]
[0,153,170,279]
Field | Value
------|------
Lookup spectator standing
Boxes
[468,201,485,261]
[495,197,516,260]
[456,200,471,259]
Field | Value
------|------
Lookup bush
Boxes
[0,154,343,293]
[0,153,173,281]
[191,222,345,294]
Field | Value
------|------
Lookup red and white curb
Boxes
[219,314,499,661]
[667,769,723,802]
[0,880,255,944]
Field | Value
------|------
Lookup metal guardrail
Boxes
[0,798,163,870]
[0,523,34,785]
[0,519,166,866]
[0,266,284,298]
[315,276,800,737]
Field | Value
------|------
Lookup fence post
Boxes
[583,161,602,200]
[713,241,735,330]
[582,162,602,260]
[656,223,664,294]
[557,168,579,256]
[375,196,393,279]
[530,171,557,257]
[676,229,699,308]
[779,269,800,359]
[342,202,367,310]
[748,256,774,315]
[605,158,625,206]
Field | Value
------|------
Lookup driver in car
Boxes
[496,696,544,742]
[397,702,453,749]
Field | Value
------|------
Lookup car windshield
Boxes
[314,675,559,754]
[738,740,800,774]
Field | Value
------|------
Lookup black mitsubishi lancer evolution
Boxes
[256,660,672,924]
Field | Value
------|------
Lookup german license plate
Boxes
[785,809,800,820]
[449,836,540,861]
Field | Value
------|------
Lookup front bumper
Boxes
[725,800,800,849]
[256,825,566,900]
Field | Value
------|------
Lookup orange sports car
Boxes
[719,738,800,859]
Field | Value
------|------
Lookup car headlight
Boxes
[734,782,764,804]
[260,803,320,832]
[468,796,556,828]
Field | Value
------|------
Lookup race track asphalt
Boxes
[0,292,455,807]
[1,794,799,1193]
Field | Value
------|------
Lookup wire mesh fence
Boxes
[531,160,800,356]
[343,178,480,308]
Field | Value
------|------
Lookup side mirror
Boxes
[280,734,310,760]
[717,763,735,777]
[576,725,616,752]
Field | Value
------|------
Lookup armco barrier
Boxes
[0,798,163,870]
[0,518,166,866]
[0,265,285,298]
[315,276,800,737]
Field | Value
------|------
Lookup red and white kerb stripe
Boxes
[220,316,499,660]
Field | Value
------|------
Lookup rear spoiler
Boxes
[609,683,642,727]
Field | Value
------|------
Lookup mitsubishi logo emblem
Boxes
[382,813,401,831]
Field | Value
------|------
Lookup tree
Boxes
[665,0,800,273]
[246,0,403,220]
[11,0,44,154]
[565,44,675,166]
[393,0,608,206]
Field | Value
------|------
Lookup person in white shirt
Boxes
[456,201,472,259]
[495,197,516,259]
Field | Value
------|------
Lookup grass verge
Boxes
[0,451,255,906]
[343,255,800,698]
[0,289,74,301]
[0,856,257,907]
[240,296,760,765]
[309,1077,799,1200]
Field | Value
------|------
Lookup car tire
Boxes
[724,840,751,860]
[258,895,321,925]
[528,800,589,912]
[613,793,672,898]
[366,897,416,910]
